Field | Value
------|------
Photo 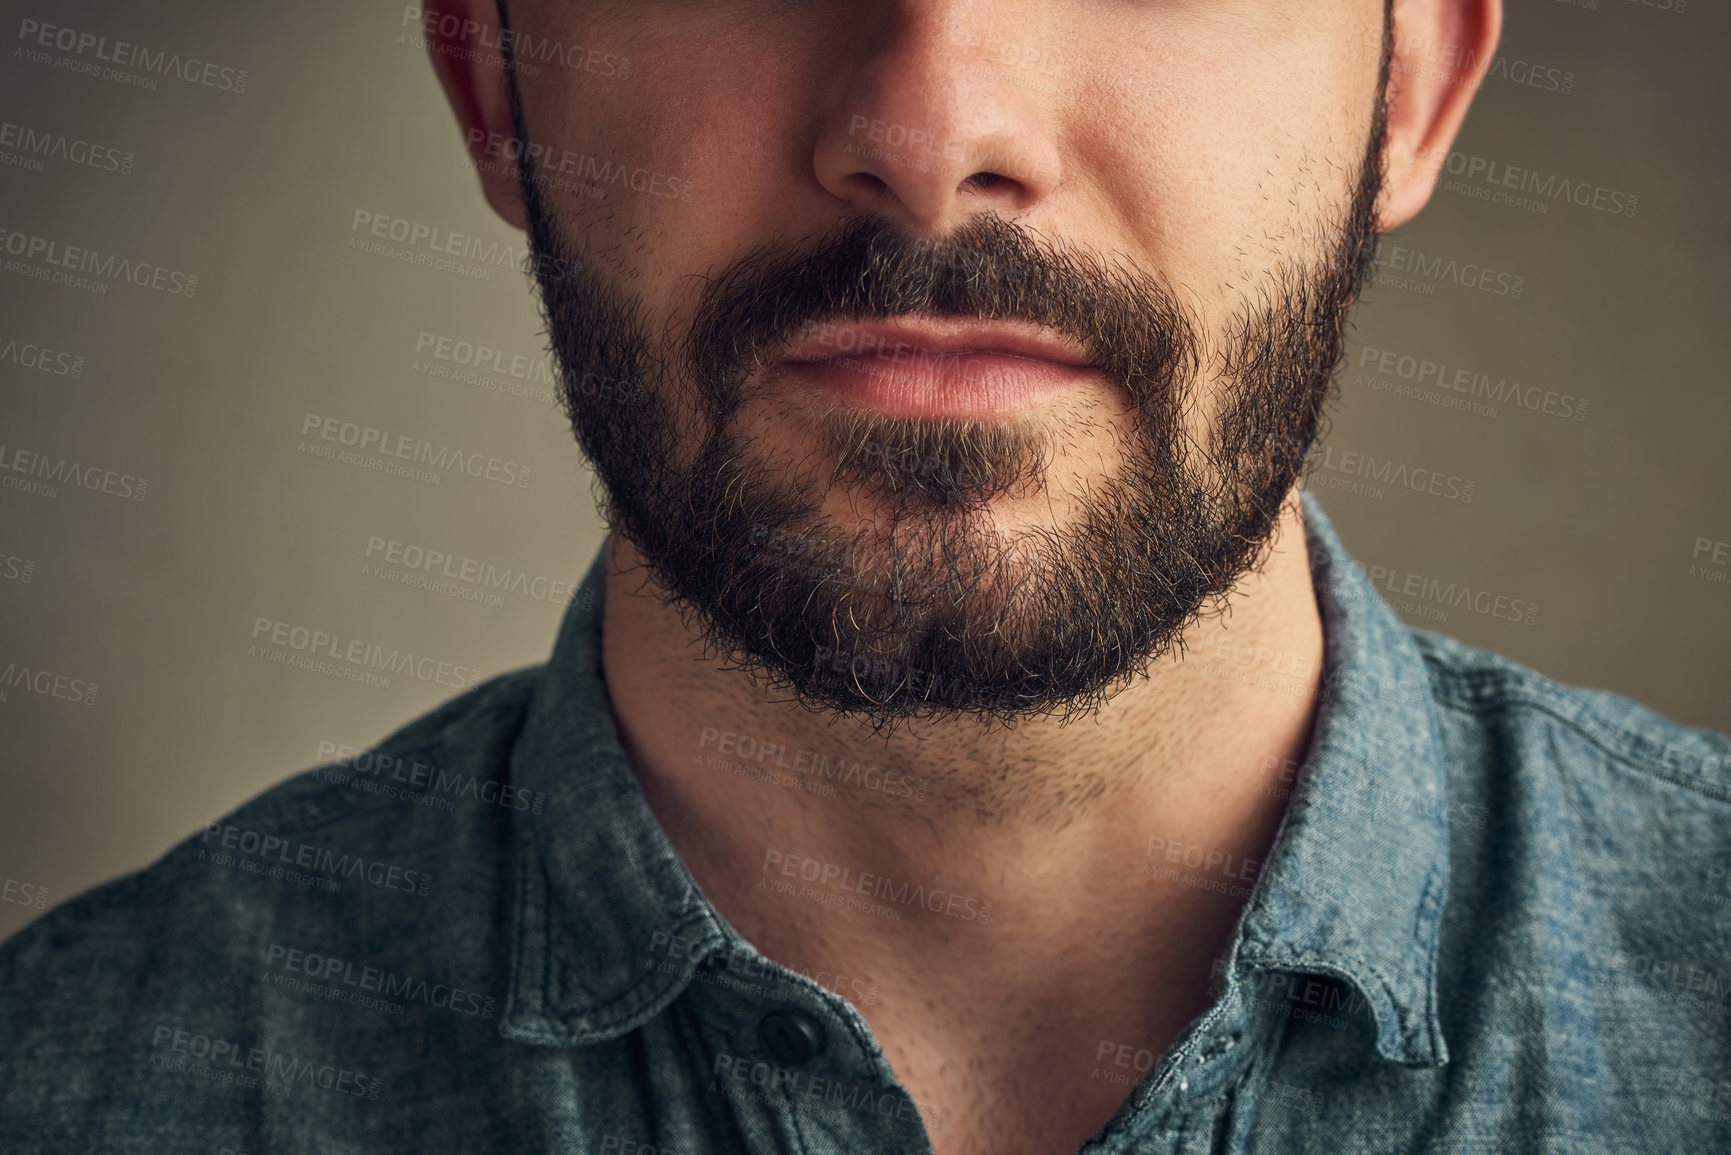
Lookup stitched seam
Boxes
[1428,691,1731,805]
[1417,646,1731,803]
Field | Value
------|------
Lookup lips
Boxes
[776,316,1095,369]
[768,316,1101,418]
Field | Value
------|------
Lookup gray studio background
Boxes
[2,0,1726,943]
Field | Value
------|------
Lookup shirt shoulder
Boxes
[0,666,544,1144]
[1411,626,1731,803]
[1409,629,1731,1133]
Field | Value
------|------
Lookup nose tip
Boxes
[824,120,1060,237]
[811,22,1062,237]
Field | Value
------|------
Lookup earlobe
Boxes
[1375,0,1503,232]
[422,0,529,232]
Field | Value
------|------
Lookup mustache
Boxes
[683,212,1202,421]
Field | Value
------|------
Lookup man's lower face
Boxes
[516,107,1384,729]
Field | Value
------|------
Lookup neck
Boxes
[601,492,1323,1015]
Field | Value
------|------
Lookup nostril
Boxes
[963,172,1001,190]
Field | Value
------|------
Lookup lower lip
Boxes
[774,351,1098,418]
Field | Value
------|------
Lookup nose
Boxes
[811,5,1064,237]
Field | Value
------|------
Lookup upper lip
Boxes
[775,316,1095,367]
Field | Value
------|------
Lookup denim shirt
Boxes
[3,493,1728,1154]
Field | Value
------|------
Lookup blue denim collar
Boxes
[498,492,1452,1067]
[1228,493,1452,1067]
[498,534,729,1047]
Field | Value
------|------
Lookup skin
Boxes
[426,2,1500,1151]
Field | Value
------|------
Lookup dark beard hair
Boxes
[503,37,1387,733]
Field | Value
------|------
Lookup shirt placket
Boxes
[687,954,938,1155]
[1081,983,1279,1155]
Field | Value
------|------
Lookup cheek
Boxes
[1070,21,1375,320]
[525,27,819,335]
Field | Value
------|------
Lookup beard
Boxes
[507,78,1385,731]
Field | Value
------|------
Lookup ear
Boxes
[421,0,529,231]
[1377,0,1503,232]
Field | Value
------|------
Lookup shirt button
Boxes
[758,1008,825,1066]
